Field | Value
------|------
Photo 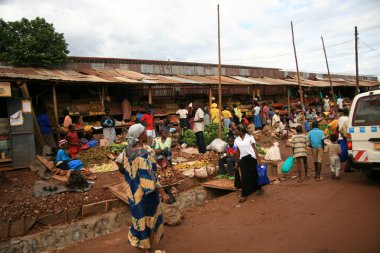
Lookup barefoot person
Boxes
[234,124,263,203]
[116,123,170,253]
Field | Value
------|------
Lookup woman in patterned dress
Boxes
[117,123,170,253]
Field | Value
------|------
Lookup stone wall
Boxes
[0,187,209,253]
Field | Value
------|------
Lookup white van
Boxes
[347,89,380,174]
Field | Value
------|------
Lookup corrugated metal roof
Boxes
[0,66,378,87]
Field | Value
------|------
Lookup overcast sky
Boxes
[1,0,379,78]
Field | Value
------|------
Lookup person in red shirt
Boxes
[66,125,81,158]
[141,107,156,138]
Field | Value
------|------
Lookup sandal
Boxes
[238,197,246,203]
[316,177,324,181]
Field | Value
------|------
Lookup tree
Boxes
[0,17,69,67]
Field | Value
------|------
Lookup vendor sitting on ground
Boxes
[154,127,172,168]
[216,137,237,180]
[56,140,71,170]
[66,124,81,158]
[274,120,287,139]
[82,124,93,141]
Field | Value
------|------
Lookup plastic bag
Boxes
[264,142,282,161]
[257,164,270,186]
[68,159,83,171]
[281,156,294,173]
[206,139,227,153]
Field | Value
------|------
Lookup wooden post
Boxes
[291,21,306,126]
[252,85,255,102]
[321,36,335,102]
[19,82,44,150]
[148,85,152,104]
[52,84,60,141]
[209,86,213,108]
[355,26,360,95]
[287,87,291,116]
[217,4,222,138]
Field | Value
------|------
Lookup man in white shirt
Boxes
[272,110,280,127]
[193,101,206,154]
[337,97,344,110]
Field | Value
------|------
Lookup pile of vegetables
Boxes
[179,123,229,146]
[256,144,268,155]
[107,142,128,154]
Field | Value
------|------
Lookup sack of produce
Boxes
[182,168,195,178]
[257,164,270,186]
[161,201,181,226]
[281,156,294,174]
[264,142,281,161]
[194,167,208,178]
[206,138,227,153]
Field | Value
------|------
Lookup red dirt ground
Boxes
[57,170,380,253]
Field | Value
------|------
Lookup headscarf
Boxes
[126,123,146,147]
[58,139,67,148]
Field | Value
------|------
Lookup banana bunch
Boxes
[92,163,114,173]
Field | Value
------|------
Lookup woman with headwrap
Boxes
[116,123,170,253]
[233,124,263,203]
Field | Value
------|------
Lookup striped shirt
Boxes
[325,143,342,157]
[291,134,309,158]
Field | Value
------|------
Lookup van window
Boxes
[352,94,380,126]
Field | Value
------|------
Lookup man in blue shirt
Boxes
[37,108,56,150]
[307,121,325,181]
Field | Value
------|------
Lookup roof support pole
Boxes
[148,85,152,104]
[290,21,306,128]
[287,87,291,117]
[355,26,360,95]
[52,83,60,142]
[321,36,335,102]
[217,4,222,138]
[209,86,213,108]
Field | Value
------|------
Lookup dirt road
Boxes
[58,171,380,253]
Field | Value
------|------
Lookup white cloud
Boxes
[1,0,379,78]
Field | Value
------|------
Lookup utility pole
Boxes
[321,36,335,102]
[217,4,222,138]
[290,21,305,125]
[355,26,360,95]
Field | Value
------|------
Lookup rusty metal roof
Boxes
[0,66,378,87]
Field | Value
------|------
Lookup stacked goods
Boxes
[156,166,182,186]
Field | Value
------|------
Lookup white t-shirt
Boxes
[234,133,257,159]
[272,114,280,126]
[338,116,348,140]
[176,109,188,119]
[193,108,205,132]
[337,98,343,110]
[253,106,261,115]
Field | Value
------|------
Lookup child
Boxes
[56,139,71,170]
[217,137,237,180]
[291,125,309,182]
[154,127,172,168]
[141,107,156,138]
[325,134,342,180]
[307,121,325,180]
[66,124,81,158]
[176,103,189,133]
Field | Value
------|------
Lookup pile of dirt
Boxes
[0,169,124,223]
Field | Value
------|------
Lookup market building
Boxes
[0,56,379,170]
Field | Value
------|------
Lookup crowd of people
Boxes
[33,95,351,252]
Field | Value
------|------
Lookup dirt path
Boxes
[56,171,380,253]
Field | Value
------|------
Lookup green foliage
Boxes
[180,123,229,147]
[107,143,128,154]
[0,17,69,66]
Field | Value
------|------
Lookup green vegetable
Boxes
[107,143,128,154]
[179,123,229,147]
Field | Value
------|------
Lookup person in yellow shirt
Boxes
[221,106,232,129]
[210,103,220,123]
[324,118,339,137]
[233,104,242,122]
